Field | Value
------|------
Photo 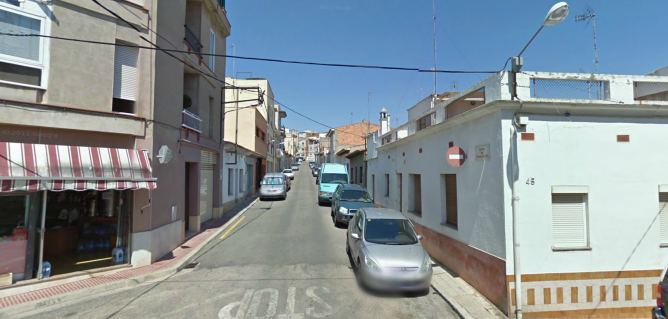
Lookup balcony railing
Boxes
[182,109,202,133]
[184,25,203,54]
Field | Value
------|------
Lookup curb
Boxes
[0,198,259,319]
[430,269,475,319]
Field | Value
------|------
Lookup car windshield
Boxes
[341,189,372,202]
[282,169,292,173]
[364,218,418,245]
[261,177,284,185]
[320,173,348,184]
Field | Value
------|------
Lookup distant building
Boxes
[326,121,379,166]
[367,70,668,318]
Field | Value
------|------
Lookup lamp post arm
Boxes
[517,24,545,57]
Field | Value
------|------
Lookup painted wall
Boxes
[367,110,507,259]
[500,109,668,275]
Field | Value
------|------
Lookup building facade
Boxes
[326,121,378,166]
[367,71,668,318]
[0,0,230,282]
[139,0,231,266]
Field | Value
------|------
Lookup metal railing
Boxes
[182,109,202,133]
[184,25,203,54]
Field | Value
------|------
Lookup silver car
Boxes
[346,208,432,292]
[259,174,287,200]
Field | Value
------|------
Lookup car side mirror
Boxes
[417,234,423,240]
[351,233,360,240]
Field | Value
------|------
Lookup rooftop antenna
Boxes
[430,0,437,108]
[575,7,599,72]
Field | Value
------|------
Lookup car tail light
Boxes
[658,282,664,308]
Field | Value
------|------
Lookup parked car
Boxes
[312,166,320,178]
[259,174,287,200]
[317,163,349,205]
[282,168,295,180]
[331,184,374,226]
[346,208,432,293]
[654,269,668,318]
[291,163,300,171]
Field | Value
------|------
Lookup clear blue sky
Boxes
[226,0,668,131]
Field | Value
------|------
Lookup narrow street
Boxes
[19,167,458,319]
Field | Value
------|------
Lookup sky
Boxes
[225,0,668,132]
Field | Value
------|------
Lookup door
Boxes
[350,212,364,261]
[199,166,214,223]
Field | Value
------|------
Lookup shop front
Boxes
[0,142,156,284]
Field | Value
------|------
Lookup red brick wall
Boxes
[334,121,379,148]
[413,223,509,314]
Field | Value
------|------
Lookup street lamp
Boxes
[511,2,569,99]
[509,3,568,319]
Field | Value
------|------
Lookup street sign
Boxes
[446,146,466,167]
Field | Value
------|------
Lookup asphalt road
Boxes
[20,165,458,319]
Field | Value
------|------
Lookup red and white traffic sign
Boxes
[446,146,466,167]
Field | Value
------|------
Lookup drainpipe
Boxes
[510,119,522,319]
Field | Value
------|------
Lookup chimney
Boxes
[379,107,390,135]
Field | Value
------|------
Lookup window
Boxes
[660,193,668,244]
[0,5,45,86]
[551,193,588,249]
[238,169,244,192]
[409,174,422,216]
[227,168,234,196]
[208,29,215,71]
[442,174,458,228]
[351,167,356,184]
[416,114,433,131]
[340,189,372,202]
[113,45,139,113]
[371,174,375,200]
[397,173,403,212]
[208,96,215,137]
[384,174,390,197]
[359,167,363,186]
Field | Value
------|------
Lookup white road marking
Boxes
[218,289,254,319]
[305,287,333,318]
[218,286,333,319]
[247,288,279,319]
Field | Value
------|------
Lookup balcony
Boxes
[184,24,203,55]
[182,109,202,133]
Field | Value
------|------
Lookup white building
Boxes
[367,70,668,318]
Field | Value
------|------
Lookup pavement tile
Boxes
[431,266,508,319]
[0,197,257,312]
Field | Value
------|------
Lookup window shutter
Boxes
[209,30,215,70]
[659,193,668,243]
[200,150,217,170]
[551,194,587,248]
[113,46,139,101]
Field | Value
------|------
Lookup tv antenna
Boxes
[575,7,599,72]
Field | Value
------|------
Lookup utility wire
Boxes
[23,1,380,139]
[0,32,499,75]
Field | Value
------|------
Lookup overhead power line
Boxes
[10,1,385,139]
[0,32,499,75]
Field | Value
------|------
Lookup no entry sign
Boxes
[447,146,466,167]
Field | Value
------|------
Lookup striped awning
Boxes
[0,142,157,192]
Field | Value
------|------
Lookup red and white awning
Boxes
[0,142,157,192]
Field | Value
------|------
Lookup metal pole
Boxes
[510,125,522,319]
[431,0,437,109]
[36,190,47,280]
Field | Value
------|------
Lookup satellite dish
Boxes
[156,145,173,164]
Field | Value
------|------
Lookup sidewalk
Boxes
[431,263,508,319]
[0,197,258,318]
